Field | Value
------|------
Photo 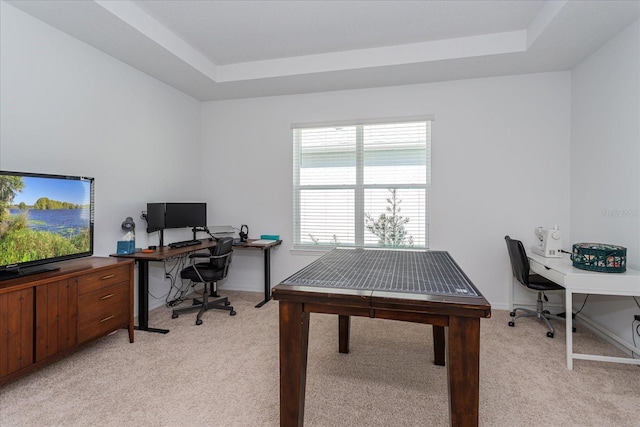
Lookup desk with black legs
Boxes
[112,238,282,333]
[112,240,218,334]
[232,239,282,308]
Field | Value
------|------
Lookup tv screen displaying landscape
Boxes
[0,171,94,271]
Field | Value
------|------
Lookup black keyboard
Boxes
[168,239,202,248]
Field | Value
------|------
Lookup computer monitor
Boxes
[146,202,207,233]
[146,203,166,233]
[165,203,207,229]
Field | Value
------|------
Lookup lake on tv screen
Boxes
[10,208,90,236]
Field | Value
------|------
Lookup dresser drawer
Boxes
[78,281,129,343]
[78,265,130,296]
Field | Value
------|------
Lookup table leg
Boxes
[338,315,350,354]
[433,325,445,366]
[279,301,310,427]
[447,316,480,427]
[134,260,169,334]
[566,290,573,370]
[255,247,272,308]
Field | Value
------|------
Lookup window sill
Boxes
[289,246,335,256]
[290,245,427,256]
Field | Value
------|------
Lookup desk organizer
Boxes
[571,242,626,273]
[260,234,280,240]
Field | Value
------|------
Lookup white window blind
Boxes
[293,119,431,249]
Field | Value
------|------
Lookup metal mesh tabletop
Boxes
[282,248,480,297]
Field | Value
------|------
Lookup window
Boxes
[293,118,431,249]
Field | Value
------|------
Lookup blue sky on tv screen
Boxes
[13,176,91,206]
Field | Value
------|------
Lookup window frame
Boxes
[292,116,432,251]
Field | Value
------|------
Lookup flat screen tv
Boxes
[0,170,95,281]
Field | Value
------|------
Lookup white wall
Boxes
[201,72,572,309]
[20,0,640,328]
[0,3,202,312]
[570,20,640,345]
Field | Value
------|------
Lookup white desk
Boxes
[528,252,640,369]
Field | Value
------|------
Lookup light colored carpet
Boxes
[1,290,639,426]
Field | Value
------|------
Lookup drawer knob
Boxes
[99,315,115,323]
[101,274,115,280]
[100,293,115,300]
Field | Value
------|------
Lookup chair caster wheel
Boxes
[509,311,515,317]
[508,321,515,327]
[172,313,178,319]
[573,327,577,333]
[230,310,237,316]
[547,332,554,338]
[196,319,203,325]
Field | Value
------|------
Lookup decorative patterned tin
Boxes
[571,242,626,273]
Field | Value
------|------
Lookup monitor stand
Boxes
[0,264,61,282]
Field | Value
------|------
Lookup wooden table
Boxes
[272,248,491,426]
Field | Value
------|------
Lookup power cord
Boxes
[632,297,640,360]
[632,317,640,360]
[163,253,214,308]
[567,295,640,362]
[141,253,192,307]
[558,294,589,319]
[573,294,590,316]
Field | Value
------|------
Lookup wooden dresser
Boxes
[0,257,134,385]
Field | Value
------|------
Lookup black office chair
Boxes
[172,236,236,325]
[505,235,564,338]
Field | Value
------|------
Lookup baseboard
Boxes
[222,282,263,293]
[508,301,564,312]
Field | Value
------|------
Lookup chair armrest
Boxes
[187,251,233,283]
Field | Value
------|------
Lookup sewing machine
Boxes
[532,226,563,257]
